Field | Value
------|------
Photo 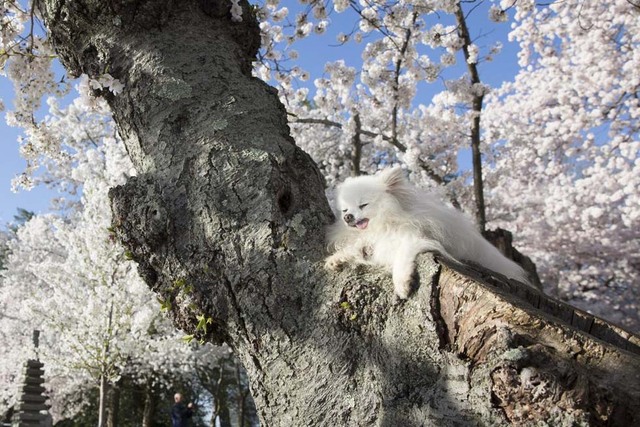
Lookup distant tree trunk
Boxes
[98,375,107,427]
[216,401,232,427]
[234,361,248,427]
[350,113,362,176]
[455,3,487,232]
[142,386,154,427]
[214,366,231,427]
[38,0,640,426]
[98,303,115,427]
[106,380,120,427]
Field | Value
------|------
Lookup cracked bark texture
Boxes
[36,1,640,425]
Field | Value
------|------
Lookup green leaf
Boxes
[195,314,207,333]
[159,299,172,312]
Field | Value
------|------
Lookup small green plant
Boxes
[172,278,194,294]
[158,298,172,312]
[339,301,358,321]
[195,314,213,335]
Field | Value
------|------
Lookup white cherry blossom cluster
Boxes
[1,1,70,170]
[263,1,492,197]
[483,0,639,330]
[88,73,125,95]
[9,76,120,195]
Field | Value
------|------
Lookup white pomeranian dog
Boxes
[325,167,531,299]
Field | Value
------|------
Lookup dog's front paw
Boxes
[325,254,348,271]
[393,278,412,300]
[393,268,418,300]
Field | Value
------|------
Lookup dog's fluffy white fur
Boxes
[325,167,531,299]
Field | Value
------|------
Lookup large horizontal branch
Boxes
[433,256,640,424]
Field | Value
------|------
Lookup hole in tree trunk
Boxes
[277,189,293,215]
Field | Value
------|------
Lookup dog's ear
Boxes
[379,166,407,192]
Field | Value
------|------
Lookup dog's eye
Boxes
[341,209,348,213]
[359,203,368,210]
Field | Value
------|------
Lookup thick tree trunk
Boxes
[37,1,640,426]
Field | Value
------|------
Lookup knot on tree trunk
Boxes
[109,175,168,245]
[109,176,168,286]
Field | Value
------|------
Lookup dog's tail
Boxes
[471,238,534,287]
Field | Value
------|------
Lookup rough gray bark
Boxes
[36,0,640,426]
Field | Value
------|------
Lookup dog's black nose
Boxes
[343,213,354,224]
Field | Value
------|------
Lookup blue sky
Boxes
[0,1,521,227]
[0,78,57,225]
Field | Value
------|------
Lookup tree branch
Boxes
[455,2,487,231]
[351,113,362,176]
[292,117,447,184]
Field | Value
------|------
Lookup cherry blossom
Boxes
[483,0,639,329]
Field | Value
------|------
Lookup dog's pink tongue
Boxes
[356,219,369,230]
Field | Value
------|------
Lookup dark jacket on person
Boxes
[171,401,193,427]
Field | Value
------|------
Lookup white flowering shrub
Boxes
[0,86,223,421]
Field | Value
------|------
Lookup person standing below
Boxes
[171,392,194,427]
